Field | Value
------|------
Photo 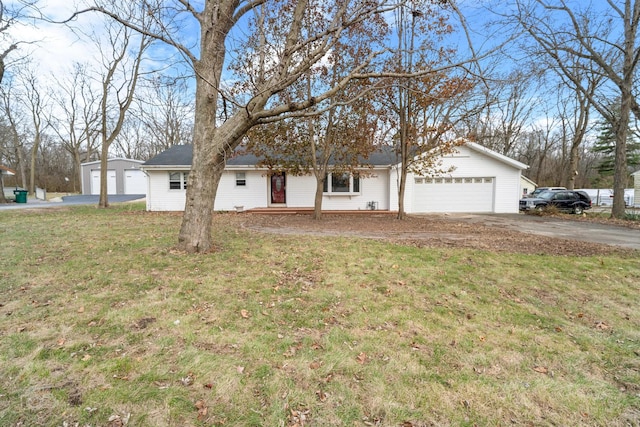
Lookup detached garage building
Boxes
[142,142,528,214]
[81,158,147,196]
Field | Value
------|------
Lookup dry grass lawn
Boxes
[0,203,638,426]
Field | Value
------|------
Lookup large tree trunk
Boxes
[612,112,629,218]
[178,149,224,252]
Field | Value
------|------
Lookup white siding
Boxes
[285,171,390,210]
[285,175,315,207]
[143,144,524,213]
[325,170,389,210]
[145,168,392,212]
[145,170,188,211]
[390,145,522,214]
[214,170,267,210]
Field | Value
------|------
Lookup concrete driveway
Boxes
[449,213,640,251]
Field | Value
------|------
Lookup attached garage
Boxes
[391,143,528,214]
[413,177,495,213]
[81,158,146,196]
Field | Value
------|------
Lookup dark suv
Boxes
[519,190,592,214]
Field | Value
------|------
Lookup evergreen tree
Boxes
[591,118,640,178]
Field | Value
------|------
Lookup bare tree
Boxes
[10,65,49,195]
[49,63,101,192]
[90,17,151,207]
[0,0,29,85]
[134,77,193,158]
[0,83,27,189]
[513,0,640,218]
[64,0,483,252]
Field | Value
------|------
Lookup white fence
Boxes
[577,188,634,207]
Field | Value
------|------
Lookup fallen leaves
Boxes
[533,366,548,374]
[309,361,322,370]
[288,407,310,426]
[107,413,130,427]
[181,372,195,386]
[356,352,368,364]
[195,399,208,421]
[594,321,610,330]
[240,309,250,319]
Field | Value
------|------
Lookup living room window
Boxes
[169,172,188,190]
[323,172,361,195]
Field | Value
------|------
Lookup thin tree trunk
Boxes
[313,175,324,220]
[397,164,407,219]
[15,141,26,189]
[73,150,81,193]
[99,144,110,208]
[29,138,39,195]
[0,174,7,203]
[567,143,579,190]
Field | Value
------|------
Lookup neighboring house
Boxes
[141,142,528,214]
[633,171,640,207]
[520,175,537,197]
[80,159,147,195]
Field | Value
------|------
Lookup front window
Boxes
[169,172,188,190]
[323,173,361,195]
[332,173,350,192]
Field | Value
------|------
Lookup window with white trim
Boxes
[235,172,246,186]
[169,172,188,190]
[323,173,361,195]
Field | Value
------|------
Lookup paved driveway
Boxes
[0,195,145,210]
[449,213,640,251]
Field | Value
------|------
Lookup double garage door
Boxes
[90,169,146,195]
[412,177,495,213]
[91,170,116,195]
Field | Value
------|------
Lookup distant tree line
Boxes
[1,0,639,224]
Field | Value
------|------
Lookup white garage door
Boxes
[413,177,494,213]
[124,169,146,194]
[91,170,116,195]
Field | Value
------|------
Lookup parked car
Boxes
[519,190,592,214]
[525,186,567,198]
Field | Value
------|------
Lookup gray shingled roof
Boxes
[143,144,399,167]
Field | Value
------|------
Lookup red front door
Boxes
[271,173,286,204]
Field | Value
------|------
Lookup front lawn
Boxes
[0,204,638,426]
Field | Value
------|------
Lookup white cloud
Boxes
[7,0,108,78]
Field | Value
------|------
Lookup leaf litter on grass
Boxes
[0,207,638,426]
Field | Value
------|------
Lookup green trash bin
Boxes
[13,190,27,203]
